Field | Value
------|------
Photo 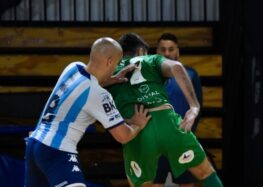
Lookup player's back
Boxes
[30,62,96,153]
[108,54,169,118]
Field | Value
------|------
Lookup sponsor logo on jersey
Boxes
[178,150,194,164]
[101,93,111,103]
[138,84,149,93]
[109,113,122,122]
[109,117,114,122]
[103,101,116,113]
[101,92,117,114]
[68,154,78,163]
[60,82,67,92]
[130,161,142,177]
[137,90,160,102]
[114,114,121,118]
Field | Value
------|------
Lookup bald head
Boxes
[90,37,123,61]
[87,37,123,82]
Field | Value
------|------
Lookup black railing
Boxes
[0,0,220,23]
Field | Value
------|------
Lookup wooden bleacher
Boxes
[0,25,222,186]
[0,26,213,48]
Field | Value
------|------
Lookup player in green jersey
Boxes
[106,33,223,187]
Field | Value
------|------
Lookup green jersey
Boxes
[108,54,169,118]
[107,55,206,187]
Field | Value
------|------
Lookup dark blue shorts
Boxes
[153,155,197,184]
[25,138,86,187]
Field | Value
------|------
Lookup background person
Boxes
[106,33,223,187]
[153,33,203,187]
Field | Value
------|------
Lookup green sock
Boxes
[203,172,223,187]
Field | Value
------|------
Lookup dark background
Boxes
[221,0,263,186]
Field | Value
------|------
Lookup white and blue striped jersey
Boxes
[30,62,124,153]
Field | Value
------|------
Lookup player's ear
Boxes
[106,56,113,66]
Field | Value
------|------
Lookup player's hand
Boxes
[179,107,199,132]
[100,64,136,87]
[115,63,137,81]
[126,104,151,130]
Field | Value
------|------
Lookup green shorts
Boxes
[123,109,206,187]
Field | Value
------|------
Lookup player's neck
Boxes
[85,62,104,82]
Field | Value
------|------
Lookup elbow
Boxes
[115,136,130,144]
[171,61,184,73]
[109,123,135,144]
[112,132,131,144]
[119,139,130,144]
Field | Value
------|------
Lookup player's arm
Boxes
[161,59,200,131]
[108,104,151,144]
[100,64,136,87]
[87,87,151,144]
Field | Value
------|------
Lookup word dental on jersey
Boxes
[137,84,167,105]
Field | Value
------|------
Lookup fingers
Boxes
[146,114,152,121]
[100,76,128,87]
[116,77,128,83]
[143,107,149,116]
[119,64,136,76]
[141,105,151,122]
[134,104,146,114]
[179,108,198,132]
[179,118,193,132]
[134,104,151,119]
[179,120,186,131]
[134,104,139,114]
[186,123,193,132]
[139,104,144,114]
[130,104,151,130]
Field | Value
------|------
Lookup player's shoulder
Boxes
[68,61,86,68]
[144,54,166,61]
[62,61,86,72]
[88,82,113,105]
[138,55,166,67]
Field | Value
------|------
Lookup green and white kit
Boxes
[107,55,206,187]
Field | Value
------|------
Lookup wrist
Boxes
[190,106,200,115]
[131,124,142,132]
[125,120,142,131]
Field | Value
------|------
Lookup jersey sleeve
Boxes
[151,54,168,82]
[86,84,124,129]
[153,55,166,67]
[153,54,167,68]
[145,54,167,76]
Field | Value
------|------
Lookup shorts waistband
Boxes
[148,104,173,112]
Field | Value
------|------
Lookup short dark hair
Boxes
[157,33,178,44]
[118,33,149,56]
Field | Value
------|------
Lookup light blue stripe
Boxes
[33,65,79,138]
[50,87,90,148]
[37,74,87,142]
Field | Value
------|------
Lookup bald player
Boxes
[25,37,151,187]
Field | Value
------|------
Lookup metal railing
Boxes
[1,0,220,22]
